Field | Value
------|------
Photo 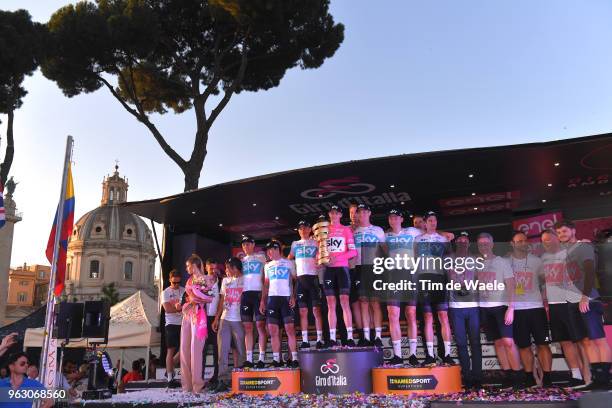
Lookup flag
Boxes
[0,181,5,229]
[46,164,75,296]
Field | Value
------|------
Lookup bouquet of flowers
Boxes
[185,274,215,340]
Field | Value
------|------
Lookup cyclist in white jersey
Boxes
[414,211,454,366]
[385,209,421,366]
[353,204,387,348]
[239,235,268,369]
[288,220,325,350]
[259,241,299,368]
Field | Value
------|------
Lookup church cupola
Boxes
[101,164,129,206]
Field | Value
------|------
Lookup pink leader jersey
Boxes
[326,223,357,267]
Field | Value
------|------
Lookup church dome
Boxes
[69,165,154,250]
[65,165,157,301]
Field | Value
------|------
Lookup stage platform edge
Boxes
[372,365,462,395]
[231,368,300,395]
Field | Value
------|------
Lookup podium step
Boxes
[373,366,462,394]
[231,368,300,395]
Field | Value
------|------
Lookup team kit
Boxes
[173,203,611,392]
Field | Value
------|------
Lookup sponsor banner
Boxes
[574,216,612,241]
[441,201,519,216]
[513,212,563,240]
[231,370,300,395]
[439,191,521,208]
[300,349,383,394]
[373,366,462,395]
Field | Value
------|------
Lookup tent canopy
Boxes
[24,291,160,349]
[122,133,612,242]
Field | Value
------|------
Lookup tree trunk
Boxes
[0,110,15,187]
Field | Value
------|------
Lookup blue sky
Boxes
[3,0,612,266]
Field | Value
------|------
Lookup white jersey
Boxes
[385,227,420,258]
[354,224,386,266]
[506,254,543,310]
[290,239,318,276]
[242,252,267,291]
[265,258,296,297]
[162,286,185,326]
[414,232,449,274]
[478,255,513,308]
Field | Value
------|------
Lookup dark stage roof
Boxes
[124,134,612,242]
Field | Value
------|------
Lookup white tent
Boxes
[24,290,160,349]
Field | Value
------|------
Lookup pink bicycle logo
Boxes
[320,358,340,374]
[301,177,375,199]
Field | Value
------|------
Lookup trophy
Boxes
[312,220,331,265]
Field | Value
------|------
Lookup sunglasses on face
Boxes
[17,361,29,367]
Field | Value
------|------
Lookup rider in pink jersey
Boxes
[322,205,357,347]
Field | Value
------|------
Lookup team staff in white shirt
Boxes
[161,270,185,385]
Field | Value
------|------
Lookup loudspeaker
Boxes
[82,301,110,342]
[54,302,84,340]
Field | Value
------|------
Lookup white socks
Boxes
[316,331,323,342]
[444,341,451,356]
[246,351,253,363]
[571,368,583,380]
[409,339,417,356]
[363,328,371,341]
[392,340,402,358]
[347,327,354,340]
[273,352,280,362]
[302,330,308,343]
[426,342,434,356]
[375,327,382,339]
[258,351,265,362]
[291,351,298,361]
[330,329,337,341]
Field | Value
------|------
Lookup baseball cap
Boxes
[357,204,371,211]
[388,209,404,217]
[459,231,469,238]
[264,241,281,251]
[297,220,311,228]
[329,205,342,213]
[241,235,255,244]
[424,211,437,220]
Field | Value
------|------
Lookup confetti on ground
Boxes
[77,387,582,407]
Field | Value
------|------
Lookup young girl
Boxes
[180,254,214,393]
[212,257,246,392]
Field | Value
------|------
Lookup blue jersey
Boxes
[385,227,421,258]
[265,258,296,296]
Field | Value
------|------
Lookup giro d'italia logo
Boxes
[301,177,375,199]
[320,358,340,374]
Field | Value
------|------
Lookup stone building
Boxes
[65,166,157,301]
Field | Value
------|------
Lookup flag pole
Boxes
[40,135,74,387]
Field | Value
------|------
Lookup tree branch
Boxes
[0,110,15,186]
[97,75,187,168]
[206,40,248,131]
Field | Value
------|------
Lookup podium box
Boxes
[231,369,300,395]
[372,365,462,395]
[299,348,384,394]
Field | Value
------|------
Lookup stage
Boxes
[68,386,593,408]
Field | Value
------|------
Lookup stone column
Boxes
[0,193,22,326]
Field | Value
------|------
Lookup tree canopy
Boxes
[42,0,344,190]
[0,9,44,185]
